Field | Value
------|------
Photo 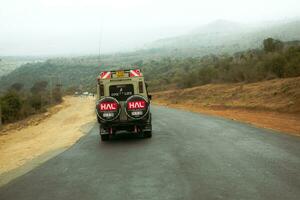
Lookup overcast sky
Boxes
[1,0,299,56]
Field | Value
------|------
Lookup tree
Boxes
[52,85,63,103]
[29,95,46,111]
[10,83,24,92]
[30,81,48,94]
[263,38,283,52]
[30,81,49,111]
[0,91,22,123]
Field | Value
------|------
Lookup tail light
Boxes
[99,84,104,96]
[138,81,144,93]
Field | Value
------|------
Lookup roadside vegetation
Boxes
[0,81,62,124]
[142,38,300,91]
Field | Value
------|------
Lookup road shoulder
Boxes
[153,101,300,136]
[0,96,96,185]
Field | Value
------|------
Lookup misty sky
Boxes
[1,0,299,56]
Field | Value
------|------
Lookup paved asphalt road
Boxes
[0,106,300,200]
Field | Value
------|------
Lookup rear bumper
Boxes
[99,114,152,134]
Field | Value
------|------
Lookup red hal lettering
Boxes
[100,102,118,111]
[128,100,146,110]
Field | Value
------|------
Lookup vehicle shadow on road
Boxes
[102,132,150,144]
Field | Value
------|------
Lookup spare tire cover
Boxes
[125,95,149,119]
[96,97,120,121]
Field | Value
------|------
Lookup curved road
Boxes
[0,106,300,200]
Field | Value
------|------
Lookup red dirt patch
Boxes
[153,77,300,136]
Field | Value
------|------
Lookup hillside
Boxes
[0,60,110,93]
[1,37,300,94]
[153,77,300,135]
[0,57,46,77]
[147,20,300,56]
[0,19,300,94]
[0,52,169,93]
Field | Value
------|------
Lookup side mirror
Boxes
[148,95,152,100]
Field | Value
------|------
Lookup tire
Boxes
[101,134,109,141]
[144,131,152,138]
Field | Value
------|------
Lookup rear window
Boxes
[109,84,134,101]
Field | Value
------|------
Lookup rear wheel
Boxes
[101,134,109,141]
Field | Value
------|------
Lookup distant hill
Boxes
[0,57,47,77]
[0,60,105,93]
[146,20,300,56]
[190,20,247,34]
[0,53,158,93]
[1,19,300,93]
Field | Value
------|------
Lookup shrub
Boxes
[0,91,22,123]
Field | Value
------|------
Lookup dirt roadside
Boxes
[0,96,96,185]
[153,77,300,136]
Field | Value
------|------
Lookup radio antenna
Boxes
[98,22,103,68]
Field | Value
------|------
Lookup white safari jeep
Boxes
[96,69,152,141]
